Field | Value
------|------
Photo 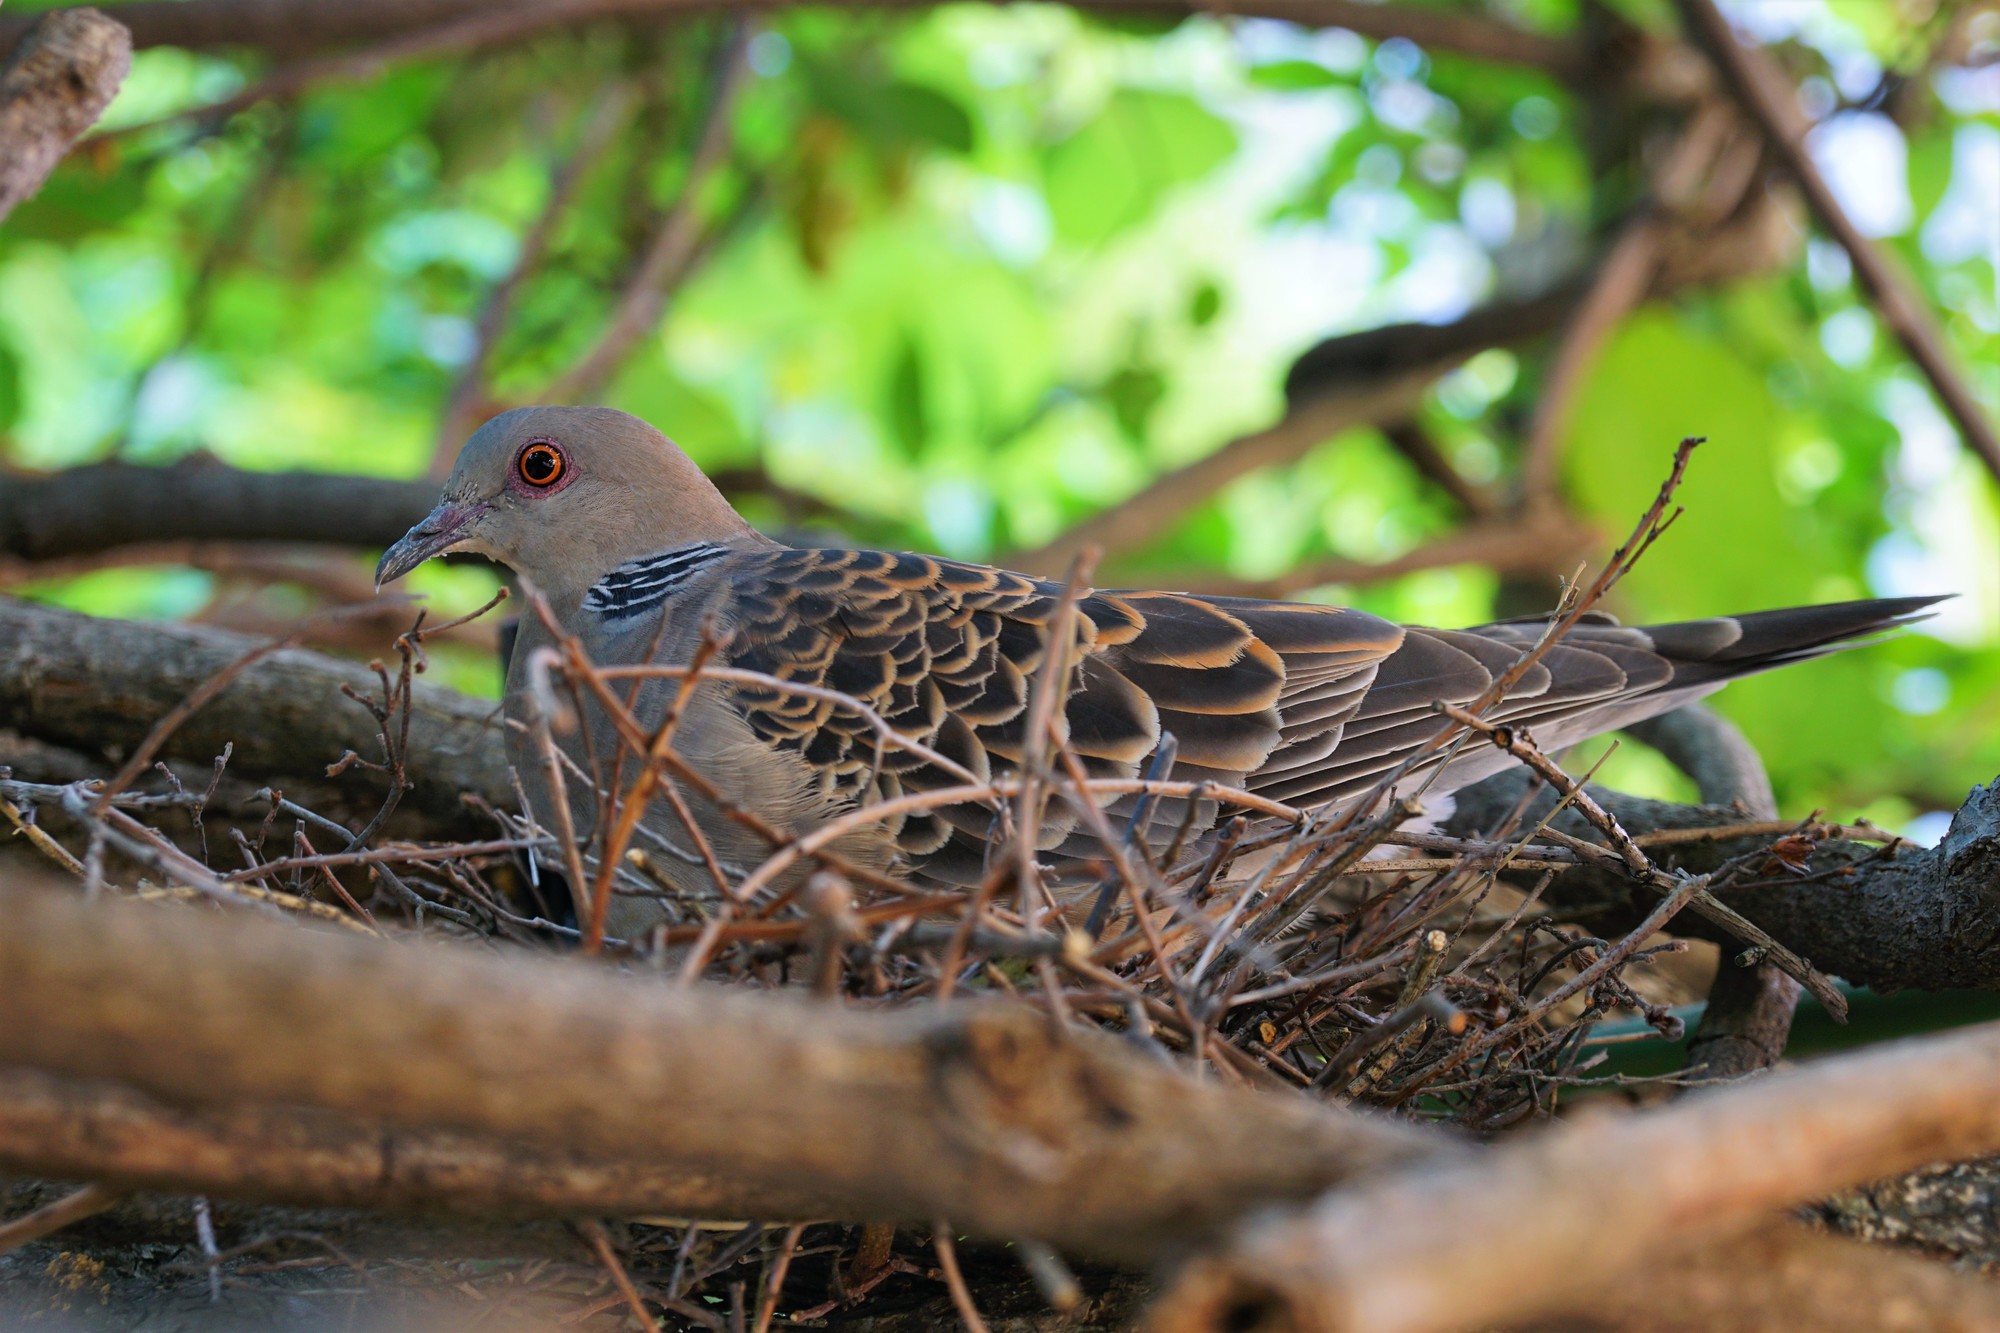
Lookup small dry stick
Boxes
[933,1223,992,1333]
[1,795,85,876]
[752,1221,807,1333]
[580,1219,664,1333]
[1435,700,1843,1017]
[583,635,720,952]
[0,1182,128,1257]
[93,601,389,812]
[1014,548,1099,930]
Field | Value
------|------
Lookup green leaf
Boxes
[880,82,975,154]
[2,165,147,242]
[888,335,928,456]
[1249,61,1343,91]
[1043,90,1237,245]
[0,343,20,434]
[801,59,975,155]
[1907,125,1953,220]
[1189,279,1223,327]
[1103,365,1166,441]
[1562,309,1822,616]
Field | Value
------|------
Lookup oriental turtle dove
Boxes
[379,406,1939,940]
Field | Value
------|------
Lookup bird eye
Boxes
[517,442,566,488]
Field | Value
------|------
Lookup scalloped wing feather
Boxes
[693,549,1941,885]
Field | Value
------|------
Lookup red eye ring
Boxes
[517,441,566,488]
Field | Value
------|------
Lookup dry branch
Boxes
[0,883,1445,1262]
[1151,1020,2000,1333]
[0,8,131,223]
[0,598,512,824]
[0,457,439,563]
[1010,359,1504,578]
[432,78,640,463]
[104,0,624,143]
[1516,101,1734,499]
[0,0,1579,74]
[0,1181,125,1257]
[0,1068,848,1234]
[4,187,1795,581]
[1520,1222,2000,1333]
[1140,501,1596,601]
[1443,771,2000,994]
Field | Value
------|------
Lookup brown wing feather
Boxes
[715,549,1940,883]
[713,550,1404,877]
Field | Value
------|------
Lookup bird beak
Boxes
[375,499,489,589]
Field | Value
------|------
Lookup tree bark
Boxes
[0,882,1445,1263]
[0,597,513,825]
[1150,1020,2000,1333]
[1443,770,2000,994]
[0,0,1578,74]
[0,8,132,223]
[1515,1223,2000,1333]
[0,1066,854,1224]
[0,456,438,564]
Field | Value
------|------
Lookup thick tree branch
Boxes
[1542,1223,2000,1333]
[1823,1155,2000,1271]
[1673,0,2000,484]
[0,457,439,563]
[0,598,513,824]
[0,455,840,568]
[0,1066,850,1225]
[1623,703,1776,816]
[1443,771,2000,994]
[0,1,1580,76]
[0,883,1444,1263]
[0,8,131,222]
[1150,1020,2000,1333]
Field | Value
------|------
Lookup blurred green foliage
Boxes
[2,0,1995,830]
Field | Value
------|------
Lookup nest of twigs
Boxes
[0,441,1902,1329]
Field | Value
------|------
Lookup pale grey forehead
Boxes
[454,405,655,474]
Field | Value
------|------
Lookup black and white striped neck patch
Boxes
[582,543,728,621]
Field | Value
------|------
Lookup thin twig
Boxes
[932,1224,991,1333]
[580,1219,665,1333]
[0,1182,128,1257]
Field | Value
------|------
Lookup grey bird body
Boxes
[382,407,1942,941]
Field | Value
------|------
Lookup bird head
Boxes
[376,406,756,597]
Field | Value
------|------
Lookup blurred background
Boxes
[2,0,1995,835]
